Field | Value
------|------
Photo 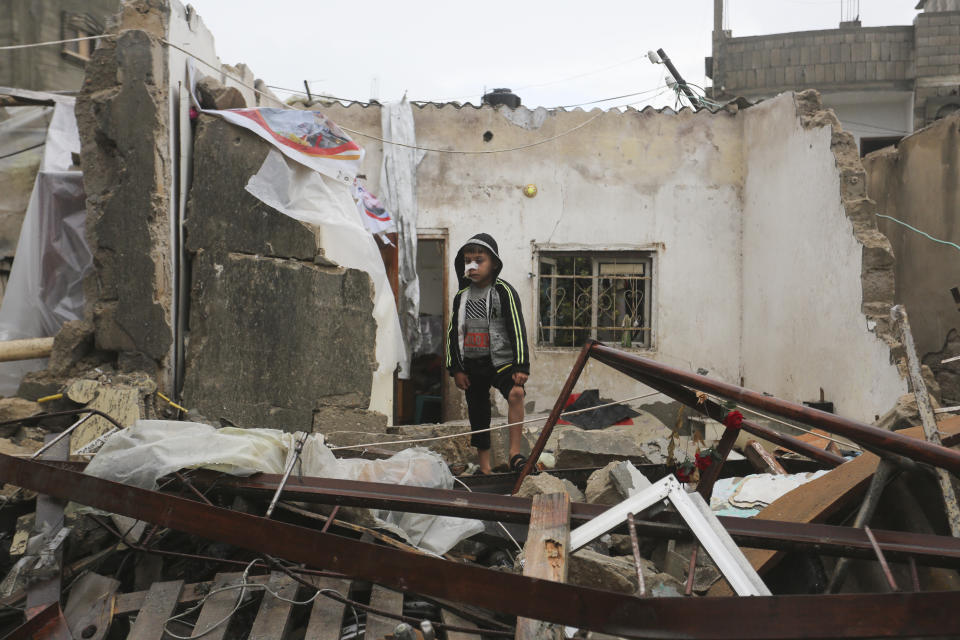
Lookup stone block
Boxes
[609,460,653,497]
[568,549,645,595]
[517,472,575,500]
[196,76,247,110]
[313,406,388,434]
[185,117,318,260]
[182,251,377,431]
[555,428,651,468]
[585,462,623,505]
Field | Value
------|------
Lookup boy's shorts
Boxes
[462,356,523,450]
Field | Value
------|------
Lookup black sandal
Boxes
[510,454,528,474]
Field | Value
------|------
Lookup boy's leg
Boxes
[465,365,494,473]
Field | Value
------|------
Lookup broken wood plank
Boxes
[303,577,351,640]
[365,585,403,640]
[187,572,245,640]
[63,572,120,640]
[893,305,960,537]
[126,580,184,640]
[441,609,479,640]
[707,418,960,596]
[516,492,571,640]
[114,573,272,616]
[744,440,787,475]
[248,572,300,640]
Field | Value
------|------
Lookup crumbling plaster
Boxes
[324,91,906,423]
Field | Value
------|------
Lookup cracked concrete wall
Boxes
[182,117,381,432]
[864,113,960,404]
[324,95,907,423]
[740,91,907,421]
[76,12,174,383]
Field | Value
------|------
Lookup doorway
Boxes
[396,235,447,424]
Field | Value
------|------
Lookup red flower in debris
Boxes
[675,461,696,483]
[723,410,744,430]
[695,452,713,471]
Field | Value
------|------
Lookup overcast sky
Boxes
[184,0,919,110]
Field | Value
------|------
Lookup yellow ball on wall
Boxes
[522,184,538,198]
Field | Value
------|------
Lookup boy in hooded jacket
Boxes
[446,233,530,475]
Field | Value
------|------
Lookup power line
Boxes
[0,141,45,161]
[0,34,111,50]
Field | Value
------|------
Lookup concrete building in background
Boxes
[0,0,121,93]
[708,0,960,155]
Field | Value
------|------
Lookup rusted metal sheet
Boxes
[192,470,960,568]
[2,454,960,639]
[589,342,960,473]
[5,602,72,640]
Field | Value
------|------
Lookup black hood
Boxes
[454,232,503,288]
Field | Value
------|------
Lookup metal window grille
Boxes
[538,252,652,349]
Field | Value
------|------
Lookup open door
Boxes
[395,232,448,424]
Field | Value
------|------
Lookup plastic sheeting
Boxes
[0,97,90,395]
[380,99,423,378]
[245,149,407,409]
[84,420,483,555]
[0,105,52,257]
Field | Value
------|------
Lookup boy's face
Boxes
[463,247,495,285]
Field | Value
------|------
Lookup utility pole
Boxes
[656,48,701,111]
[303,80,313,103]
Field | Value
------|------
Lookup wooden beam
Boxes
[126,580,184,640]
[516,492,571,640]
[0,337,54,363]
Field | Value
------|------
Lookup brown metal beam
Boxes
[589,343,960,473]
[3,454,960,639]
[186,470,960,568]
[596,356,846,467]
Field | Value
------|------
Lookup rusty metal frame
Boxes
[2,454,960,639]
[517,341,960,493]
[189,470,960,568]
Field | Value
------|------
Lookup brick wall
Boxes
[914,11,960,129]
[715,26,915,97]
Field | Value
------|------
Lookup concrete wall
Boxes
[864,113,960,403]
[323,92,906,424]
[0,0,121,92]
[714,26,915,99]
[820,90,914,149]
[741,93,907,420]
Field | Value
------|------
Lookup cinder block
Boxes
[866,61,877,80]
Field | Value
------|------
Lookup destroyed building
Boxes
[0,0,959,638]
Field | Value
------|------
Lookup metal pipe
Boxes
[626,512,646,597]
[513,341,593,493]
[589,343,960,473]
[595,355,845,467]
[265,433,307,518]
[656,48,701,111]
[864,526,899,592]
[30,413,95,460]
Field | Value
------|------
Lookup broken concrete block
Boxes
[555,428,650,469]
[516,473,575,500]
[609,460,653,497]
[562,479,586,503]
[568,548,641,594]
[182,252,378,432]
[585,462,624,505]
[652,540,723,593]
[313,406,388,434]
[0,398,41,434]
[47,320,96,376]
[196,76,247,110]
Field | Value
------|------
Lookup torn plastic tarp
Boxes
[84,420,483,555]
[0,96,91,395]
[245,149,407,408]
[380,99,423,378]
[188,62,362,185]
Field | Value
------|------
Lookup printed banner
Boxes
[352,180,396,236]
[188,61,363,184]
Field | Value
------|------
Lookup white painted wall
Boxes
[741,93,907,421]
[318,94,907,425]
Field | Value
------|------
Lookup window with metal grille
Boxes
[537,251,653,349]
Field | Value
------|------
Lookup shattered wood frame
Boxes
[568,475,771,596]
[515,340,960,493]
[2,454,960,639]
